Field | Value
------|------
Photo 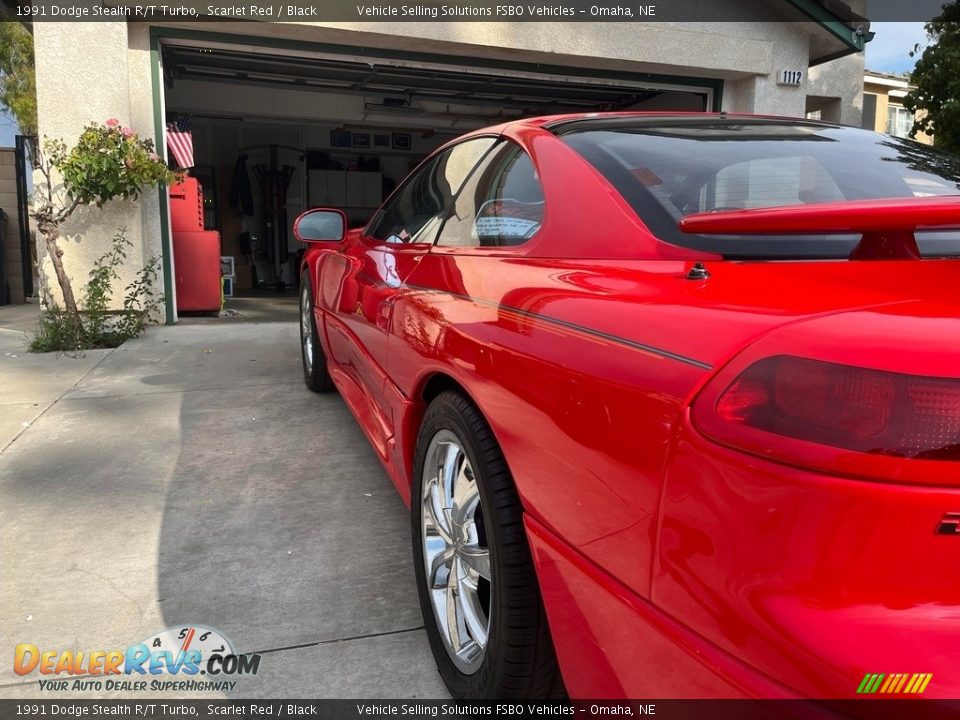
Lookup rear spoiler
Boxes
[678,195,960,260]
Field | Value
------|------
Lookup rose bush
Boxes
[45,120,177,208]
[31,119,180,351]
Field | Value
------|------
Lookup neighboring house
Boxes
[0,148,25,304]
[861,69,933,144]
[30,0,873,321]
[0,109,34,306]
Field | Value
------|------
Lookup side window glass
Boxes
[366,138,496,244]
[441,137,497,195]
[436,143,544,248]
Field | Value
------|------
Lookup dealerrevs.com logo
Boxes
[14,625,261,692]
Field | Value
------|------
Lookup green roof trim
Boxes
[783,0,875,65]
[149,32,176,325]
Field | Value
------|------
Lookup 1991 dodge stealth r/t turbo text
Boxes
[294,113,960,700]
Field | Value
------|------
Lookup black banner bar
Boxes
[1,0,952,23]
[3,700,960,720]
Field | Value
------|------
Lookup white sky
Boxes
[0,109,18,147]
[865,22,928,74]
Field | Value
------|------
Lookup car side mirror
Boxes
[294,208,346,243]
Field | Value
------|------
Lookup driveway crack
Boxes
[68,564,145,623]
[246,626,427,657]
[0,348,115,455]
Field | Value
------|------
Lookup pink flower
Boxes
[149,151,159,162]
[105,118,120,128]
[122,127,134,138]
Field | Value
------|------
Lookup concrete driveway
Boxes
[0,304,447,699]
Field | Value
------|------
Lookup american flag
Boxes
[165,115,193,169]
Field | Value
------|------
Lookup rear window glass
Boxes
[560,120,960,259]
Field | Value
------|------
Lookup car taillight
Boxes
[713,356,960,460]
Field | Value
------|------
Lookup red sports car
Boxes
[295,113,960,700]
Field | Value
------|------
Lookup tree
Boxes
[903,3,960,154]
[33,119,178,329]
[0,20,37,135]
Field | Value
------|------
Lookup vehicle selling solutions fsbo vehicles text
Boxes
[353,4,653,16]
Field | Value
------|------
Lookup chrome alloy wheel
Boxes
[300,283,314,372]
[420,430,492,674]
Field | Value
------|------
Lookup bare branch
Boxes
[54,196,81,225]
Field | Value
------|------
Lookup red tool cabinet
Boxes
[169,178,205,233]
[172,230,221,312]
[169,178,221,312]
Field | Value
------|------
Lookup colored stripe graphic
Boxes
[857,673,884,693]
[895,674,909,693]
[857,672,933,694]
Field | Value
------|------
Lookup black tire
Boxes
[411,391,565,699]
[300,271,334,393]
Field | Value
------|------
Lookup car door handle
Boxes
[377,300,395,331]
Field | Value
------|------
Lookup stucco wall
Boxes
[865,87,891,132]
[807,53,865,126]
[33,22,164,317]
[33,16,865,320]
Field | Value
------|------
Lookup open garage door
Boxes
[162,42,715,123]
[157,36,717,305]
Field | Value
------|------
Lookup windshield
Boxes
[559,118,960,259]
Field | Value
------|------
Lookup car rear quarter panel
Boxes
[654,304,960,698]
[657,413,960,699]
[390,253,709,596]
[386,257,960,698]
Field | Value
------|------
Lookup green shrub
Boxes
[29,228,163,354]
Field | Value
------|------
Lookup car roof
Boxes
[445,112,845,151]
[510,111,844,134]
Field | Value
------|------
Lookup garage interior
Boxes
[160,38,713,311]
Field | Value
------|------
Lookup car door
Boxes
[387,138,547,364]
[323,137,498,448]
[389,139,678,594]
[386,137,548,445]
